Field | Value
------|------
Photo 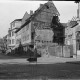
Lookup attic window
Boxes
[46,5,49,9]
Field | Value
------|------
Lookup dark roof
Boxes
[68,21,78,28]
[15,1,60,33]
[14,19,22,21]
[11,19,22,24]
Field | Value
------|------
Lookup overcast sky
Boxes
[0,0,78,38]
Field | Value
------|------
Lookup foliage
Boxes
[75,1,80,3]
[51,16,64,45]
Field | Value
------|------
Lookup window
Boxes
[9,40,11,44]
[12,31,14,36]
[12,39,14,44]
[13,23,15,27]
[9,32,11,37]
[26,25,29,31]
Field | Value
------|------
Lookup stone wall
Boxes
[48,45,73,58]
[48,45,63,57]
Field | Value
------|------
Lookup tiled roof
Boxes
[15,1,60,33]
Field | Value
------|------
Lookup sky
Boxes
[0,0,78,38]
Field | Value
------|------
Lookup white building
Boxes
[8,19,22,50]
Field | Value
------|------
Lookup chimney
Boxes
[40,4,43,8]
[30,10,33,15]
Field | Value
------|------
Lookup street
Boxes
[0,62,80,79]
[0,1,80,80]
[0,55,80,79]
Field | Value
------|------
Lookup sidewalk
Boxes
[37,56,80,64]
[0,56,80,65]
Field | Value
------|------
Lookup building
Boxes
[65,19,78,55]
[15,1,61,56]
[65,2,80,56]
[15,12,30,50]
[3,35,8,52]
[8,19,22,50]
[0,38,4,53]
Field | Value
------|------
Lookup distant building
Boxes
[3,35,8,51]
[0,38,4,53]
[15,12,30,49]
[8,19,22,50]
[65,1,80,56]
[65,18,79,56]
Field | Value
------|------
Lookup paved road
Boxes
[0,56,80,79]
[0,60,80,79]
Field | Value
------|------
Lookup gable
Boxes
[22,12,30,25]
[16,1,60,32]
[35,1,60,23]
[43,1,60,16]
[67,21,78,28]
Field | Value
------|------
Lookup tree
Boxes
[51,16,64,45]
[16,42,23,55]
[75,1,80,3]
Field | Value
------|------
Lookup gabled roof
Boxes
[67,21,78,28]
[15,1,60,33]
[21,11,30,26]
[11,19,22,24]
